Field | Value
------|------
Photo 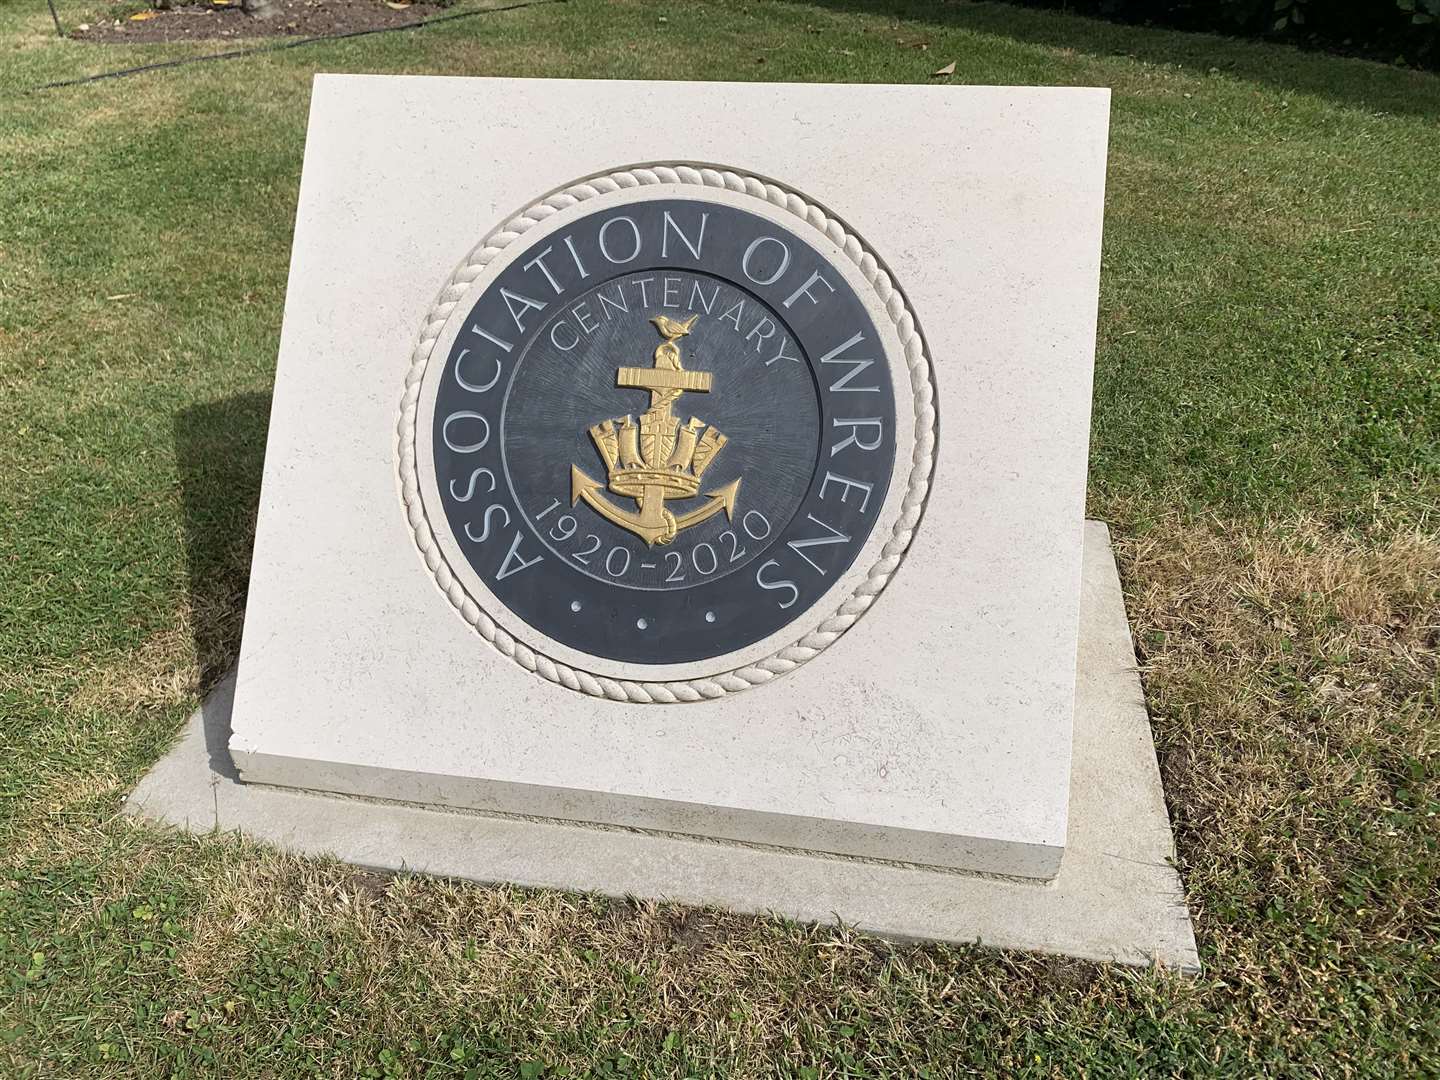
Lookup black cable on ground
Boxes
[28,0,566,92]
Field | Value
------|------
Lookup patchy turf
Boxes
[2,0,1438,1075]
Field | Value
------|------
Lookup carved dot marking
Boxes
[704,611,716,624]
[570,600,582,613]
[636,618,649,631]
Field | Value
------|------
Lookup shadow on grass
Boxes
[813,0,1440,118]
[174,391,270,776]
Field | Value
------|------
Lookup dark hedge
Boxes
[1011,0,1438,66]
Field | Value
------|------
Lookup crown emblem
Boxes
[570,315,741,546]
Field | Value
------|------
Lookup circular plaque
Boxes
[400,166,935,701]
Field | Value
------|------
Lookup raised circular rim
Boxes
[397,164,937,703]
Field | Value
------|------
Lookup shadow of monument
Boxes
[810,0,1440,119]
[173,391,271,781]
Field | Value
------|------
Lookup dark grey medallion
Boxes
[430,198,898,665]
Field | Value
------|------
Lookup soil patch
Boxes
[74,0,451,43]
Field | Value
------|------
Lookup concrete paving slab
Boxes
[125,521,1198,971]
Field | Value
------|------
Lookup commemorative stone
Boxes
[228,76,1113,881]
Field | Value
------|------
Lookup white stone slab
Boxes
[132,523,1196,970]
[230,76,1110,878]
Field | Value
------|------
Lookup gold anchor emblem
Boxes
[571,314,740,546]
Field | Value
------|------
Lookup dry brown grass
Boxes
[35,515,1408,1074]
[9,512,1438,1072]
[1114,515,1439,1043]
[66,622,198,717]
[151,837,1135,1075]
[3,580,243,859]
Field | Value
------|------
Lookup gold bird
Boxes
[649,315,699,376]
[651,314,698,347]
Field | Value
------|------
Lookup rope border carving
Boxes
[397,165,937,703]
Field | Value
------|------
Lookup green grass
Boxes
[2,0,1438,1075]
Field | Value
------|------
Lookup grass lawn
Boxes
[2,0,1438,1075]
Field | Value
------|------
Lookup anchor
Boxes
[570,315,741,547]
